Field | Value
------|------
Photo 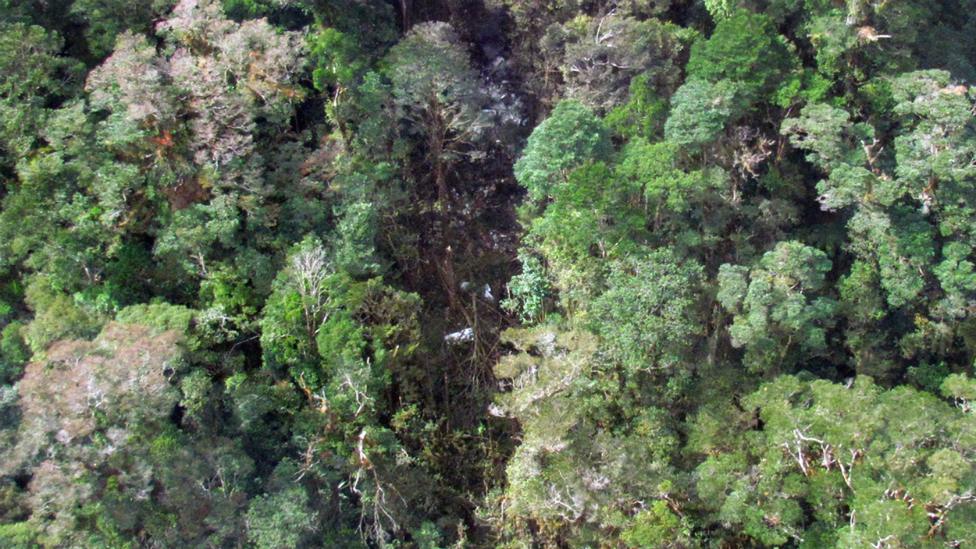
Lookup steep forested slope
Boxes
[0,0,975,547]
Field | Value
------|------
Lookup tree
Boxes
[690,375,976,547]
[525,161,644,312]
[21,276,102,354]
[605,73,670,140]
[718,241,837,374]
[158,1,305,165]
[664,78,739,147]
[491,0,586,107]
[685,10,797,108]
[260,237,335,383]
[245,487,318,548]
[847,206,934,309]
[891,71,976,237]
[86,0,306,207]
[0,23,81,168]
[2,321,255,547]
[257,237,440,543]
[620,500,692,549]
[541,12,687,113]
[781,103,870,178]
[491,327,683,546]
[592,249,704,375]
[837,259,899,381]
[665,10,798,149]
[69,0,176,59]
[0,322,28,385]
[384,21,489,208]
[781,73,976,364]
[502,251,551,323]
[514,100,611,203]
[332,199,383,278]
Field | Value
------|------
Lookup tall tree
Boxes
[385,21,489,209]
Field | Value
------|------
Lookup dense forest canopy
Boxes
[1,0,976,547]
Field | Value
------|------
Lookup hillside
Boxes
[1,0,975,547]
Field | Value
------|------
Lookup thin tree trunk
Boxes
[428,103,459,311]
[434,156,449,211]
[443,244,458,311]
[399,0,410,31]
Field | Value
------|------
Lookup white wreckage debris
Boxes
[444,327,474,345]
[459,280,496,302]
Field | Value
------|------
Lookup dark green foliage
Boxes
[70,0,176,58]
[541,13,688,113]
[0,322,28,384]
[514,100,612,202]
[245,487,318,548]
[685,11,797,106]
[593,249,704,374]
[664,78,739,146]
[690,375,976,547]
[0,23,82,168]
[605,73,669,140]
[501,251,550,323]
[719,241,837,374]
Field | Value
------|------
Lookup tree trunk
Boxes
[434,155,449,211]
[399,0,410,31]
[427,101,458,311]
[443,244,458,311]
